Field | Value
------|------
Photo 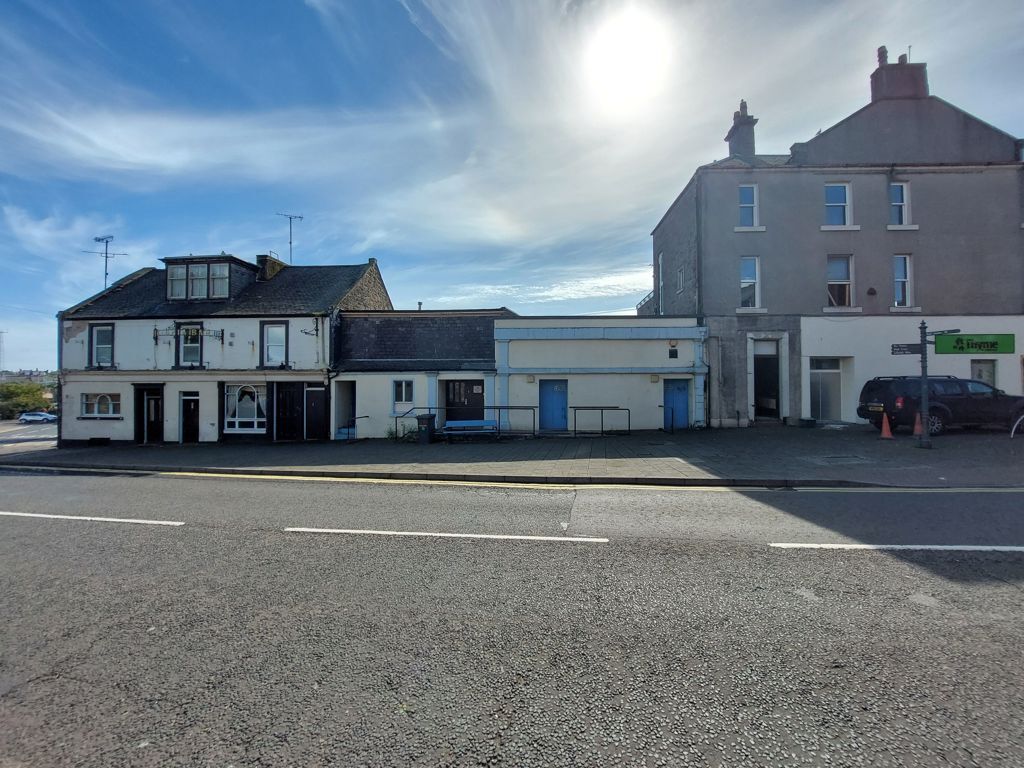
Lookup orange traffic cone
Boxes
[879,412,894,440]
[912,412,924,437]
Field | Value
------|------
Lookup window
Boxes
[89,324,114,367]
[224,385,267,433]
[188,264,208,299]
[826,255,852,307]
[889,183,909,225]
[168,265,187,299]
[210,263,229,298]
[740,256,759,308]
[81,393,121,418]
[893,255,911,307]
[738,185,758,227]
[261,322,288,367]
[824,183,850,226]
[966,380,996,395]
[676,268,684,292]
[178,324,202,366]
[393,380,414,410]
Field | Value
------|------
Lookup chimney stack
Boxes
[724,100,757,159]
[870,44,929,101]
[255,253,288,281]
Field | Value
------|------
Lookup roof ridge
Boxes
[61,267,156,316]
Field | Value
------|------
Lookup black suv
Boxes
[857,375,1024,435]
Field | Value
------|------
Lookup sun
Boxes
[582,5,672,120]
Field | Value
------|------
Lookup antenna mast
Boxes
[276,213,304,264]
[82,235,127,288]
[0,329,6,382]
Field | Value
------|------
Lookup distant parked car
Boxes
[17,411,57,424]
[857,375,1024,435]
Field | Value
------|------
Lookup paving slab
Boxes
[1,423,1022,487]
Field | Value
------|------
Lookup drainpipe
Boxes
[55,311,64,448]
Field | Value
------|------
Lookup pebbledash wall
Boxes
[801,315,1024,423]
[495,317,708,432]
[60,315,330,443]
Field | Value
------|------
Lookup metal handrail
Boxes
[393,405,538,441]
[636,290,655,310]
[571,407,630,437]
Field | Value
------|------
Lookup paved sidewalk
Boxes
[1,423,1022,487]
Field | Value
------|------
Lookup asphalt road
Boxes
[0,421,56,458]
[1,471,1022,767]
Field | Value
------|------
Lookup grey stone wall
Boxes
[652,179,699,316]
[339,261,394,311]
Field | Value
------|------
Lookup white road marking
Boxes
[285,527,609,543]
[0,510,184,527]
[770,542,1024,552]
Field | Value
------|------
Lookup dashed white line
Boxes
[285,527,608,543]
[0,510,184,527]
[770,542,1024,552]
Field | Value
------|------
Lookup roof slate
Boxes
[63,263,374,319]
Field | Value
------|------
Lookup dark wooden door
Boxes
[135,388,164,444]
[445,380,484,421]
[304,387,328,440]
[181,396,200,443]
[274,383,304,441]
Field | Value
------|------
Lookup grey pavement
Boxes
[1,420,1022,487]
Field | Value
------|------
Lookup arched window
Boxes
[224,385,267,433]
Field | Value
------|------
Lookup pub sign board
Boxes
[934,334,1015,355]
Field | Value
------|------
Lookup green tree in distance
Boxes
[0,382,51,420]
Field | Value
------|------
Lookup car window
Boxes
[966,380,995,395]
[931,381,962,395]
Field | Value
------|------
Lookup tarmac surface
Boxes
[1,421,1022,487]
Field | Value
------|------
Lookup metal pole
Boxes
[918,320,931,449]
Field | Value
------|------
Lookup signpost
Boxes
[890,343,922,355]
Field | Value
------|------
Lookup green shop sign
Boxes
[934,334,1015,355]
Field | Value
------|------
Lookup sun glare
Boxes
[582,5,672,120]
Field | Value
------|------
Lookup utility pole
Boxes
[82,235,127,288]
[0,329,6,382]
[276,213,303,264]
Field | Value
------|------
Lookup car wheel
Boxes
[927,410,946,436]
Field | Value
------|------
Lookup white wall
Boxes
[61,316,330,371]
[508,339,696,369]
[801,315,1024,422]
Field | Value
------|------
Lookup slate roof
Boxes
[335,310,516,372]
[63,263,375,319]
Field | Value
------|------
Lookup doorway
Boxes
[539,379,568,431]
[971,359,996,387]
[304,386,328,440]
[180,392,200,443]
[753,340,780,419]
[335,380,357,439]
[134,386,164,444]
[809,358,841,421]
[274,382,304,441]
[662,379,689,431]
[445,379,484,421]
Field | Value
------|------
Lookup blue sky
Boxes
[1,0,1022,370]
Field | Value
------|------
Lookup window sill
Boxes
[172,365,207,371]
[736,307,768,314]
[257,365,293,371]
[820,225,861,231]
[890,306,922,313]
[77,416,124,420]
[85,365,118,371]
[822,306,863,313]
[887,224,919,231]
[733,226,766,233]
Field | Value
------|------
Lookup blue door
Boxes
[539,379,568,431]
[663,379,689,431]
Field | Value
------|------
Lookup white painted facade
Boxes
[332,371,496,439]
[800,315,1024,423]
[60,315,332,443]
[495,318,708,432]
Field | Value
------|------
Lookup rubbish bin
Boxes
[415,413,436,444]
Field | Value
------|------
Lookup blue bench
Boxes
[441,419,499,440]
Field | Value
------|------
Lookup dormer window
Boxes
[168,266,187,298]
[167,261,231,299]
[210,263,229,297]
[188,264,208,299]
